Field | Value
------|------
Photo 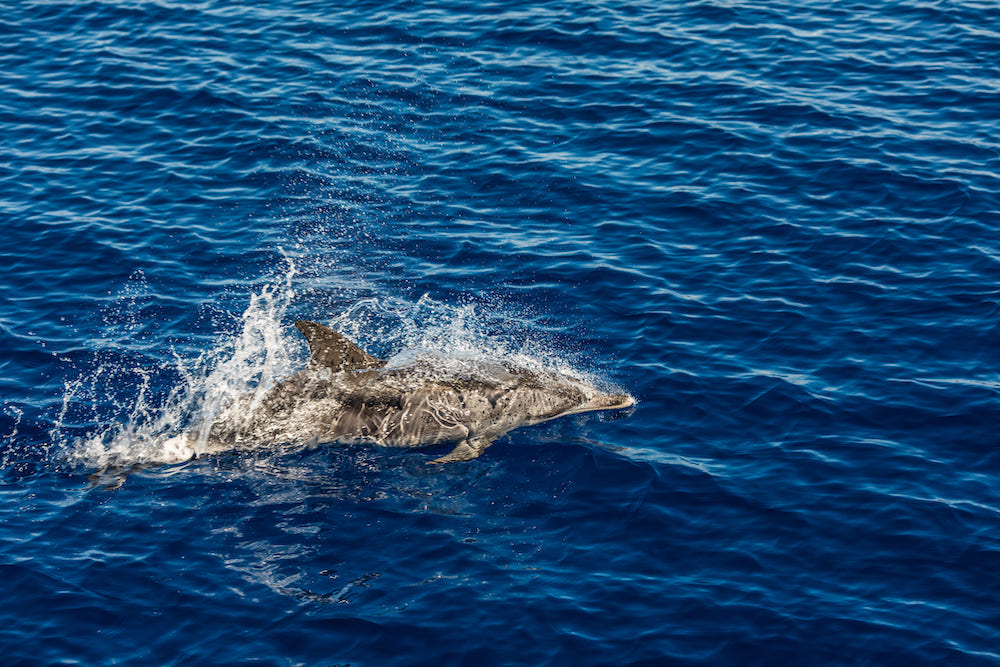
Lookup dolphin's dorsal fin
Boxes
[295,320,384,372]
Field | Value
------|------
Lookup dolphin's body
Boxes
[166,320,634,464]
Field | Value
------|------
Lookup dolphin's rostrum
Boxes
[170,320,634,464]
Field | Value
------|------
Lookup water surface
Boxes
[2,0,999,664]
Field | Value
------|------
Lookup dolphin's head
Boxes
[570,391,635,415]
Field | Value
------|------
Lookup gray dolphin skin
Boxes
[178,320,634,464]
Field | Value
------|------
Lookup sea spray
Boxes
[65,261,301,470]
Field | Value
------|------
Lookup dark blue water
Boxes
[3,0,1000,664]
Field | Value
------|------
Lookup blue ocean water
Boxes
[3,0,1000,663]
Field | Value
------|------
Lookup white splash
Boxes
[66,261,301,470]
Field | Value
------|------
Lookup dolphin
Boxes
[163,320,634,464]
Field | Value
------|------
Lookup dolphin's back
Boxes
[198,323,632,463]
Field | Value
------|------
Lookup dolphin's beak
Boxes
[599,393,635,410]
[571,392,635,415]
